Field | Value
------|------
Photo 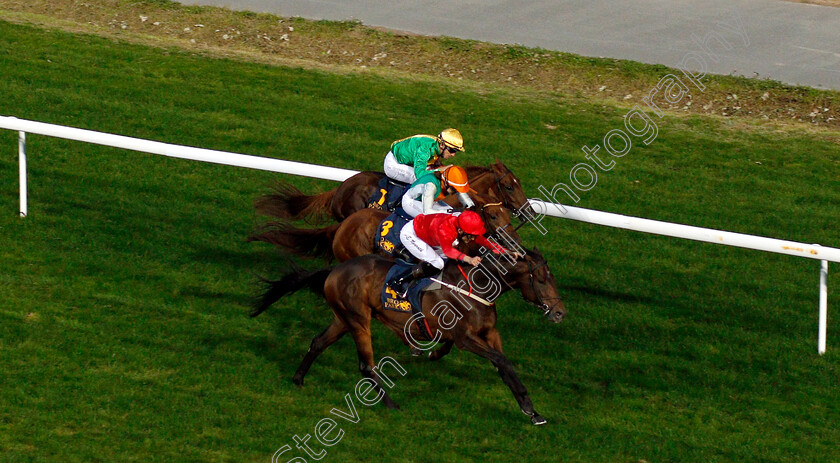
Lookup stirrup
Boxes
[391,277,410,297]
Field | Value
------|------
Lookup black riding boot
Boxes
[395,261,439,296]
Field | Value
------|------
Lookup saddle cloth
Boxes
[367,176,409,212]
[375,207,413,258]
[380,260,440,313]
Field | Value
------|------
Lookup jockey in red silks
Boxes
[395,210,516,291]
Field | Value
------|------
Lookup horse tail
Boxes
[251,267,333,318]
[248,221,340,260]
[254,182,336,222]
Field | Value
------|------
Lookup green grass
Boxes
[1,19,840,463]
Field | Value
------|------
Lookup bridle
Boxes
[476,201,518,248]
[490,168,534,231]
[523,256,564,317]
[477,201,504,221]
[469,248,563,318]
[491,168,517,213]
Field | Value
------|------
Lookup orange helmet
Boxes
[457,211,486,235]
[441,165,470,194]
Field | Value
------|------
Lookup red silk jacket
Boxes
[412,213,507,261]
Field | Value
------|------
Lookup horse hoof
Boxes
[531,414,547,426]
[409,348,424,357]
[292,376,304,387]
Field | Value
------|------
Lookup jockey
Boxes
[383,128,465,184]
[401,165,476,218]
[395,210,512,292]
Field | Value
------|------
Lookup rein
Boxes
[457,264,473,296]
[446,251,561,317]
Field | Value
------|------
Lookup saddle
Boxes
[375,207,413,258]
[367,176,409,212]
[381,260,441,340]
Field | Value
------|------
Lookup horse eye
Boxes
[490,214,498,220]
[505,185,513,190]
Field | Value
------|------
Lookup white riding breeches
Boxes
[401,184,452,218]
[400,221,446,269]
[383,151,416,184]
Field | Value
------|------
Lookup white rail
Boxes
[531,200,840,263]
[2,116,831,353]
[1,116,357,183]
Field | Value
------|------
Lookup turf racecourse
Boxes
[2,18,840,463]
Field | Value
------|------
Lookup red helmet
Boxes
[457,211,486,235]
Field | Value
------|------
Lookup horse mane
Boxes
[463,164,488,174]
[464,160,510,177]
[463,164,491,177]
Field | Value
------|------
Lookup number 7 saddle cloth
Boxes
[367,176,409,212]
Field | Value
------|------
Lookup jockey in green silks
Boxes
[383,128,465,184]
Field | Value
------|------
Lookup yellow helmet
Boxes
[438,128,465,152]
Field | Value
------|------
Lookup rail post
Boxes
[819,258,829,355]
[19,130,27,218]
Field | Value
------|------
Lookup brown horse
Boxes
[254,161,535,223]
[251,248,566,425]
[248,197,522,262]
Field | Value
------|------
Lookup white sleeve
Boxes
[422,184,439,214]
[457,192,475,208]
[403,184,425,202]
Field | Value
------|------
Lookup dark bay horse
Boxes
[248,197,522,262]
[254,161,535,223]
[251,249,566,425]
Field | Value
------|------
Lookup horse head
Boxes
[489,161,537,222]
[509,247,566,323]
[470,193,522,247]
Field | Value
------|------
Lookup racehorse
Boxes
[248,197,521,262]
[251,249,566,425]
[254,161,535,223]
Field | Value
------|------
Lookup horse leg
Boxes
[350,327,400,410]
[458,330,546,425]
[293,316,348,387]
[428,340,454,361]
